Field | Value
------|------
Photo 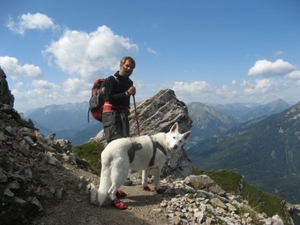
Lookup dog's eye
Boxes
[173,136,176,139]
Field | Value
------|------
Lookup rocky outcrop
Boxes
[128,89,192,136]
[0,67,14,109]
[156,175,286,224]
[0,102,92,224]
[93,89,193,178]
[0,69,93,224]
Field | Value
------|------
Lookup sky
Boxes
[1,0,300,113]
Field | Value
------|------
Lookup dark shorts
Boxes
[102,110,129,143]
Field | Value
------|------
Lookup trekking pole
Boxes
[132,95,141,136]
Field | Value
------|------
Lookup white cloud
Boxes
[240,79,252,87]
[132,79,143,90]
[6,13,56,35]
[248,59,297,77]
[285,70,300,79]
[31,80,60,90]
[26,88,61,103]
[169,78,293,105]
[0,56,43,79]
[43,26,139,80]
[15,82,24,88]
[63,78,88,93]
[171,81,218,103]
[274,51,284,56]
[11,81,63,112]
[11,85,62,111]
[147,47,160,55]
[173,81,213,93]
[216,85,238,98]
[244,79,272,95]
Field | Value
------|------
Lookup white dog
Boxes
[98,122,191,209]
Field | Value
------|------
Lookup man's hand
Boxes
[127,86,136,95]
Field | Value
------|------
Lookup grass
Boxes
[72,141,105,174]
[193,168,291,224]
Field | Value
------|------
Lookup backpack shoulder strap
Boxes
[113,74,118,81]
[105,74,118,84]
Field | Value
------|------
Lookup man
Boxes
[102,56,136,142]
[102,56,136,185]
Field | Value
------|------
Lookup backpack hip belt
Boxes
[103,102,114,112]
[103,101,130,115]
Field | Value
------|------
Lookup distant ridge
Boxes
[240,99,290,122]
[188,101,300,203]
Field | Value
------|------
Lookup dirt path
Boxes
[32,166,169,225]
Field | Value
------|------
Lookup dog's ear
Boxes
[183,131,191,140]
[170,122,179,132]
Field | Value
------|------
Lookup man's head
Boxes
[119,56,136,77]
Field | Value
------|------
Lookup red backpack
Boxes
[88,78,105,122]
[88,75,118,122]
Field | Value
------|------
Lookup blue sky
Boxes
[1,0,300,113]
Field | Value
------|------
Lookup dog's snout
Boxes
[173,145,178,150]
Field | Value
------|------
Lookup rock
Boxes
[4,188,14,197]
[29,196,44,211]
[46,152,62,168]
[129,89,192,135]
[156,175,286,224]
[0,168,8,182]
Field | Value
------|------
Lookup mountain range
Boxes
[188,101,300,203]
[186,99,291,148]
[207,99,290,123]
[25,102,102,146]
[26,99,291,147]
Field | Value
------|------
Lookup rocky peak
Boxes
[128,89,192,135]
[0,67,14,109]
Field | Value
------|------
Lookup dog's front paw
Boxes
[142,186,151,191]
[156,188,166,194]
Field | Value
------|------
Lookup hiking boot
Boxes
[123,178,133,186]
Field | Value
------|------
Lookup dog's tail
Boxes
[98,158,112,206]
